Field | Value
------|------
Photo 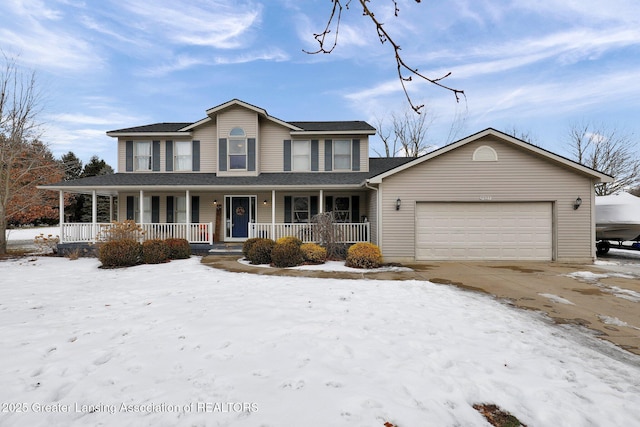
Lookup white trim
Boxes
[205,99,301,131]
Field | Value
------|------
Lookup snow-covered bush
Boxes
[34,233,59,254]
[98,239,141,267]
[165,238,191,259]
[345,242,383,269]
[300,243,326,264]
[141,239,170,264]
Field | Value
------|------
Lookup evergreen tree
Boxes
[78,156,114,223]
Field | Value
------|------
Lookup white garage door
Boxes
[416,202,552,260]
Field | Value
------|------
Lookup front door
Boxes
[225,196,255,240]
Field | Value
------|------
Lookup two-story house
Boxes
[43,98,611,262]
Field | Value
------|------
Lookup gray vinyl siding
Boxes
[379,137,596,262]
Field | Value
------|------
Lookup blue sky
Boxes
[2,0,639,169]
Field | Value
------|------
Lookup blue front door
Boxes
[227,196,252,239]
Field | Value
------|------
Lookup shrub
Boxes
[300,243,326,264]
[276,236,302,247]
[271,241,304,268]
[142,239,170,264]
[345,242,383,269]
[99,239,141,267]
[325,242,349,260]
[34,233,60,254]
[97,220,144,242]
[242,237,266,258]
[165,238,191,259]
[247,238,275,265]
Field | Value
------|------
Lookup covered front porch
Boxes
[55,188,370,246]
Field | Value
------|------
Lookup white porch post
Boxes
[109,196,114,222]
[59,191,64,244]
[319,189,324,213]
[92,190,97,242]
[271,189,275,240]
[139,190,144,223]
[186,190,191,241]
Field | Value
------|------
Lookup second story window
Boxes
[292,140,310,171]
[229,127,247,170]
[334,140,351,170]
[135,141,151,171]
[174,141,192,171]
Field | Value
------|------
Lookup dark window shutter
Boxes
[352,195,360,223]
[284,196,292,223]
[324,139,332,171]
[325,196,333,213]
[126,141,133,172]
[311,140,319,171]
[248,138,256,171]
[152,196,160,223]
[283,140,291,171]
[126,196,134,220]
[352,139,360,171]
[192,140,200,171]
[166,196,174,223]
[310,196,318,218]
[166,140,173,171]
[219,138,227,171]
[152,140,160,171]
[191,196,200,223]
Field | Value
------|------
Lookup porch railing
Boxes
[249,222,369,243]
[60,223,214,244]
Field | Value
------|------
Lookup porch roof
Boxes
[41,157,413,195]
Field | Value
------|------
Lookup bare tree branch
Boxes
[566,122,640,196]
[306,0,465,112]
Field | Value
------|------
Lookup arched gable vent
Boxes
[473,145,498,161]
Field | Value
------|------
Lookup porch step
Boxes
[208,243,244,255]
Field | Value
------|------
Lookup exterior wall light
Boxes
[396,198,401,210]
[263,199,268,205]
[573,197,582,210]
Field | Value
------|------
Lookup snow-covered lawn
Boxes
[1,256,640,426]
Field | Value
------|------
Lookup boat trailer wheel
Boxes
[596,241,610,255]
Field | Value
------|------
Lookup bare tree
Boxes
[0,54,61,254]
[566,123,640,196]
[307,0,464,113]
[373,105,465,157]
[503,126,539,146]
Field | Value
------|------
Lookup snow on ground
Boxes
[238,258,413,273]
[538,293,575,305]
[1,256,640,427]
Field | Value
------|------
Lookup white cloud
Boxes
[119,0,262,49]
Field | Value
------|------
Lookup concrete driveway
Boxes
[203,250,640,356]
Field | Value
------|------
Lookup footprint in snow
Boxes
[93,352,113,365]
[280,380,305,390]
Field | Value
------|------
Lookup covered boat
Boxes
[595,192,640,254]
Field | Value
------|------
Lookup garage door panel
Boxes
[416,202,552,261]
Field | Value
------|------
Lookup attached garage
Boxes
[415,202,552,260]
[366,128,613,263]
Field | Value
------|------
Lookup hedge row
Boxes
[98,238,191,268]
[242,237,382,269]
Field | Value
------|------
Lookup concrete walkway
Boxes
[201,256,640,356]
